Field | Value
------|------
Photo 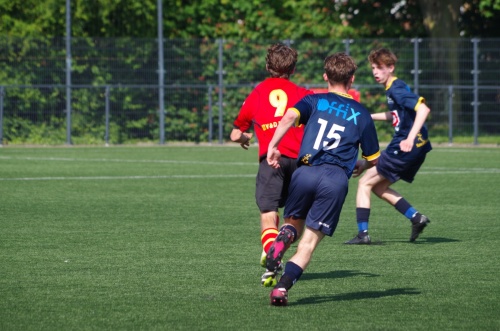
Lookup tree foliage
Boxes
[0,0,498,144]
[1,0,499,39]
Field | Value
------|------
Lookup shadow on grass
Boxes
[301,269,379,282]
[418,237,460,244]
[292,288,421,305]
[381,237,460,244]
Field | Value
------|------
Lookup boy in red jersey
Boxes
[230,43,313,286]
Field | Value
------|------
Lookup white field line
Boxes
[0,156,256,166]
[0,156,499,181]
[0,155,256,181]
[421,167,500,173]
[0,174,256,181]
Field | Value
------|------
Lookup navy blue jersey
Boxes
[385,78,432,159]
[290,92,380,178]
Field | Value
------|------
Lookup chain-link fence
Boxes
[0,37,499,145]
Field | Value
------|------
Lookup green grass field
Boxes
[1,145,499,330]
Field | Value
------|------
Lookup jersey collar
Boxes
[385,77,398,90]
[330,91,353,99]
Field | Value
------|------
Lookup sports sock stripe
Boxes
[261,228,279,253]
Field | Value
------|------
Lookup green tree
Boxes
[460,0,500,37]
[1,0,499,39]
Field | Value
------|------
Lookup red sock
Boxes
[261,228,279,253]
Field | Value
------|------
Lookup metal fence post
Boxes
[208,84,213,144]
[471,38,480,145]
[343,39,353,55]
[157,0,165,145]
[105,86,110,146]
[217,38,224,144]
[411,38,421,95]
[0,86,3,147]
[65,0,72,145]
[448,85,454,145]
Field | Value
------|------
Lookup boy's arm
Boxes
[352,158,378,178]
[400,103,431,152]
[372,111,392,121]
[230,128,253,150]
[267,109,298,168]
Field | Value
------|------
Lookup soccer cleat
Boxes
[344,234,371,245]
[261,264,283,287]
[260,250,267,268]
[261,270,277,287]
[410,214,430,242]
[270,287,288,306]
[266,228,294,273]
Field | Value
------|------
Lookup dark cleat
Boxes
[410,214,430,242]
[345,234,371,245]
[266,228,294,273]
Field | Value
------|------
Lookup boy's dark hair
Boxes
[368,48,398,67]
[324,52,357,86]
[266,43,298,79]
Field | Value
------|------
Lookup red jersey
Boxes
[233,78,313,160]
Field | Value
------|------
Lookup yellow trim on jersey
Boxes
[385,77,398,90]
[331,91,353,99]
[289,107,301,127]
[414,97,426,111]
[362,150,381,161]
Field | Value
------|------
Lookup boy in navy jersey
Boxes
[265,52,380,306]
[345,48,432,245]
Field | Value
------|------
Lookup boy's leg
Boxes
[345,167,386,244]
[262,217,304,287]
[260,211,280,267]
[270,228,324,306]
[374,186,430,242]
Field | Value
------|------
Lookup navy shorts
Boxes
[255,156,298,213]
[376,150,427,183]
[284,164,348,237]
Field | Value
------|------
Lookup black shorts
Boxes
[376,150,427,183]
[255,156,298,213]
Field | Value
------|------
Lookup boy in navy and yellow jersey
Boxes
[265,52,380,306]
[345,48,432,245]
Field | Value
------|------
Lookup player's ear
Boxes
[345,75,354,91]
[323,73,328,81]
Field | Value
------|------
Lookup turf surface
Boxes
[1,145,499,330]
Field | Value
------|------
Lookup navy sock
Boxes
[395,198,417,221]
[276,261,303,290]
[356,207,370,235]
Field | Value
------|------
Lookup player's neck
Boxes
[383,76,396,88]
[328,88,348,94]
[328,83,350,94]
